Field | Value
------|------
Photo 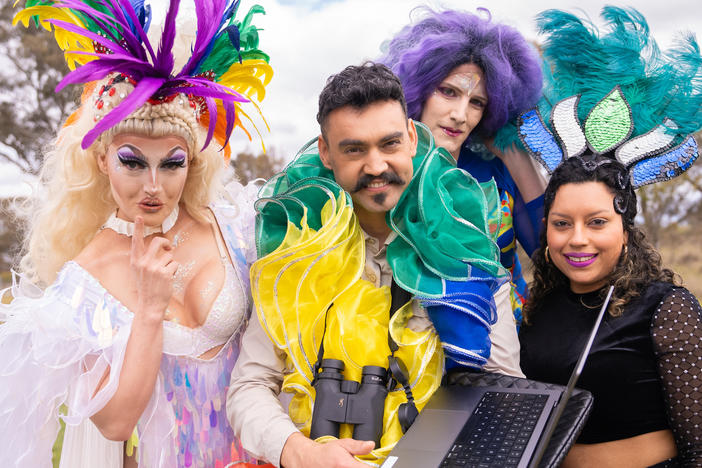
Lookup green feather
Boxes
[197,4,268,79]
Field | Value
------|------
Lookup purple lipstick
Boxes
[564,252,597,268]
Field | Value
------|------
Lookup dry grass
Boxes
[657,225,702,301]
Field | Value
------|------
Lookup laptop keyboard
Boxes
[440,391,549,468]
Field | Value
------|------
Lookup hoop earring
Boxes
[544,246,550,264]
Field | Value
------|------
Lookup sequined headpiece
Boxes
[518,86,699,188]
[13,0,273,154]
[517,7,701,188]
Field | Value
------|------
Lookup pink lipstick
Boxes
[441,126,463,138]
[139,198,163,213]
[564,252,597,268]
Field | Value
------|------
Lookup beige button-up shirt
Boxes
[226,231,522,466]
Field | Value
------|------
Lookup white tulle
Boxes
[0,262,134,467]
[0,181,258,467]
[59,419,123,468]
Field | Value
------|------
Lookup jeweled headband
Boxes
[13,0,273,152]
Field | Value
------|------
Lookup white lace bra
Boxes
[59,260,247,359]
[163,259,247,358]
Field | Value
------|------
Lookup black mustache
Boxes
[351,171,405,192]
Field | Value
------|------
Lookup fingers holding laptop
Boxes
[280,432,374,468]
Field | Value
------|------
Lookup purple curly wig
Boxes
[379,8,543,139]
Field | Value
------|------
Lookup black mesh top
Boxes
[519,282,702,465]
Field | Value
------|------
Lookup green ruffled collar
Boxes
[256,121,507,298]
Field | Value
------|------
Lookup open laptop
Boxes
[381,286,614,468]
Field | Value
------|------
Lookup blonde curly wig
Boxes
[19,78,227,285]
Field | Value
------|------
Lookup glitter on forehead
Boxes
[446,72,481,94]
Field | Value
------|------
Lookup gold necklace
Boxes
[579,295,603,309]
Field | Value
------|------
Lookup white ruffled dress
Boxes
[0,183,257,468]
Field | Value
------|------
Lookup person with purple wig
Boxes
[380,8,545,327]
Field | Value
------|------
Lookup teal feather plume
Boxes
[536,6,701,141]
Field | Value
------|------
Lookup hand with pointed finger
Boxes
[130,216,179,322]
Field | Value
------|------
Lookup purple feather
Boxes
[166,84,248,103]
[47,18,128,56]
[154,0,180,74]
[116,0,157,63]
[55,56,155,91]
[55,0,146,60]
[181,0,223,74]
[175,76,249,98]
[85,0,147,59]
[82,76,166,149]
[222,99,236,150]
[202,95,218,149]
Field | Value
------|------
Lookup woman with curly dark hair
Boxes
[520,154,702,467]
[517,6,702,466]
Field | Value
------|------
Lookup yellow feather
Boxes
[219,61,273,91]
[13,6,94,70]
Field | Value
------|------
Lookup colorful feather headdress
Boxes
[13,0,273,157]
[517,6,701,187]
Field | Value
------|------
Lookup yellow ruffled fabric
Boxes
[251,189,443,464]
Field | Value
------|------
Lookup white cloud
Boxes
[3,0,700,201]
[232,0,701,160]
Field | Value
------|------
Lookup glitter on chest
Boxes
[173,260,196,296]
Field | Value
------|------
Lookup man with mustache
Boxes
[227,63,521,468]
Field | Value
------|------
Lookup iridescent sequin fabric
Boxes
[159,340,251,467]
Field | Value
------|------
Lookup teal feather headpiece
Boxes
[516,6,701,188]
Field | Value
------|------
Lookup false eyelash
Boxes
[117,153,147,168]
[161,158,187,169]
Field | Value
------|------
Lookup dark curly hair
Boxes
[316,62,407,140]
[524,154,678,322]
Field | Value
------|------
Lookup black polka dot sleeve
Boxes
[651,288,702,466]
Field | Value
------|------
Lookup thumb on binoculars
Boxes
[336,438,375,455]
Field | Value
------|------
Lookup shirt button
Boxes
[368,272,377,284]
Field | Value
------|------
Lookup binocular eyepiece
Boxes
[310,359,388,445]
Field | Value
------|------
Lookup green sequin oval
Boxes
[584,87,633,154]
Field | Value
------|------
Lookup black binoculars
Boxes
[310,358,388,445]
